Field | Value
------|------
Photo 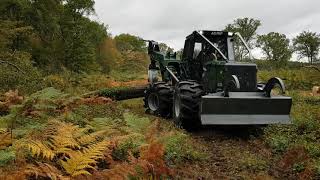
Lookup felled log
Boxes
[83,86,147,101]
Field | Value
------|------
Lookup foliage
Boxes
[112,136,144,161]
[0,87,209,178]
[25,162,65,179]
[114,34,146,52]
[257,32,292,63]
[61,140,110,177]
[264,90,320,178]
[239,151,268,172]
[255,60,307,70]
[98,37,123,73]
[0,20,44,94]
[225,17,261,61]
[293,31,320,64]
[123,113,150,134]
[22,120,109,176]
[0,1,150,93]
[0,149,15,167]
[159,43,174,53]
[0,0,108,74]
[258,69,320,90]
[161,132,207,164]
[110,50,149,81]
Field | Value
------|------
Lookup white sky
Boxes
[92,0,320,60]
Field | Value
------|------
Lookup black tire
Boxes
[173,81,204,131]
[144,82,173,118]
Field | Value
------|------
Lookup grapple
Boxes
[200,77,292,125]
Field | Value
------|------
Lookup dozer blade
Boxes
[200,92,292,125]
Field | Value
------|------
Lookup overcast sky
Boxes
[93,0,320,56]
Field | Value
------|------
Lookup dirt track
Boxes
[121,98,276,179]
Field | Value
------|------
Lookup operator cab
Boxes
[182,31,236,62]
[181,31,257,93]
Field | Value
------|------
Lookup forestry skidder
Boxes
[144,31,292,130]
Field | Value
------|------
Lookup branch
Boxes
[303,65,320,72]
[0,60,25,73]
[0,50,25,73]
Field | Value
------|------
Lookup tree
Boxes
[176,48,183,59]
[114,34,146,52]
[225,17,261,61]
[64,0,95,15]
[158,43,173,53]
[293,31,320,64]
[257,32,292,62]
[0,0,109,73]
[0,20,43,93]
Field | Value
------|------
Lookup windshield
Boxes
[196,31,253,62]
[196,31,227,60]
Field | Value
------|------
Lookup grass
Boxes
[238,151,269,172]
[258,68,319,90]
[262,89,320,178]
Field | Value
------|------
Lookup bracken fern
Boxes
[23,120,111,177]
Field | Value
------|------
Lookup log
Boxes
[83,86,147,101]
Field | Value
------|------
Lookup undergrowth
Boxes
[0,87,205,179]
[264,90,320,178]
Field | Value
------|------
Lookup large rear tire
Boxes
[173,81,204,131]
[144,82,173,117]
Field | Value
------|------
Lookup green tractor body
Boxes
[144,30,292,130]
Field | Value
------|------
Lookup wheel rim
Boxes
[174,95,180,117]
[148,93,159,111]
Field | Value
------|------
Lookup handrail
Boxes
[196,31,228,60]
[165,66,179,83]
[234,32,253,60]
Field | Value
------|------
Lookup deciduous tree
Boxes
[158,43,174,53]
[257,32,292,62]
[225,17,261,61]
[114,34,146,52]
[293,31,320,64]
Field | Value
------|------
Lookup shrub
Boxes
[258,69,319,90]
[239,151,268,172]
[112,137,144,161]
[160,132,207,164]
[268,134,291,153]
[123,113,151,134]
[0,149,15,167]
[0,53,44,94]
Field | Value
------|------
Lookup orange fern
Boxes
[0,131,12,150]
[24,163,66,180]
[60,140,110,177]
[26,140,55,160]
[140,141,172,176]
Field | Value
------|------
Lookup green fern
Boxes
[0,149,15,167]
[28,87,67,101]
